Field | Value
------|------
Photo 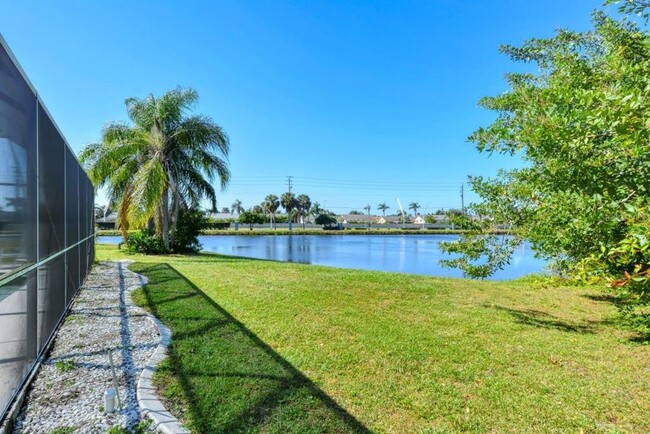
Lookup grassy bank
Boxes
[96,228,500,237]
[96,244,650,433]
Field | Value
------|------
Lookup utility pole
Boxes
[287,176,293,230]
[460,184,465,215]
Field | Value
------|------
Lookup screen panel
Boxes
[79,169,87,242]
[0,270,37,418]
[79,238,87,288]
[65,148,79,248]
[0,44,37,277]
[37,103,65,260]
[65,244,79,306]
[88,178,94,238]
[37,254,65,350]
[0,37,96,424]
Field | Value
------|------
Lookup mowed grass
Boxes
[96,244,650,433]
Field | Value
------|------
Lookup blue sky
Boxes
[2,0,606,215]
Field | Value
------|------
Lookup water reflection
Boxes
[97,235,547,280]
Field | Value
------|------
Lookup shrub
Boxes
[205,220,231,230]
[127,230,168,254]
[315,214,337,226]
[575,210,650,341]
[173,207,208,252]
[274,214,289,224]
[238,211,265,230]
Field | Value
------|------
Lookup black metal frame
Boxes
[0,33,95,422]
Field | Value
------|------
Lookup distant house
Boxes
[427,214,448,223]
[337,214,377,224]
[207,212,238,221]
[96,211,118,230]
[413,215,425,225]
[97,211,117,223]
[375,216,402,224]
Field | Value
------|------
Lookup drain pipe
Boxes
[107,350,122,410]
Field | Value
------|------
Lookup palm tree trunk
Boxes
[169,193,180,247]
[118,185,132,244]
[161,188,170,250]
[168,176,180,247]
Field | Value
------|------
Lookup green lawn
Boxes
[96,244,650,433]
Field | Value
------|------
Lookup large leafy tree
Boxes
[81,87,230,248]
[440,12,650,279]
[239,210,264,230]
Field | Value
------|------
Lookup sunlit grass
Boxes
[97,244,650,433]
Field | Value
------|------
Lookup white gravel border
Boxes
[121,260,189,434]
[5,261,189,433]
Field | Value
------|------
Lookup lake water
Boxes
[97,234,546,280]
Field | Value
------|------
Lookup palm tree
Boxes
[263,194,280,229]
[377,203,389,216]
[364,204,371,215]
[94,204,113,221]
[296,194,311,229]
[310,202,323,220]
[231,199,244,215]
[80,87,230,248]
[281,192,297,229]
[409,202,420,216]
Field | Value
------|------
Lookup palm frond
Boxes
[127,157,167,227]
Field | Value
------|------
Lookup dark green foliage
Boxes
[315,214,337,226]
[80,87,230,250]
[273,214,289,223]
[439,9,650,336]
[238,211,265,229]
[205,220,232,230]
[576,209,650,340]
[172,207,207,252]
[441,12,650,280]
[127,230,168,254]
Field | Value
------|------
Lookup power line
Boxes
[293,176,465,186]
[461,184,465,214]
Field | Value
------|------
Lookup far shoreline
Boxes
[96,228,511,237]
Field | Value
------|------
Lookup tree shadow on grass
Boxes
[582,294,650,344]
[486,305,595,334]
[132,262,371,434]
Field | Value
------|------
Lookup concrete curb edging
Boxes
[120,260,189,434]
